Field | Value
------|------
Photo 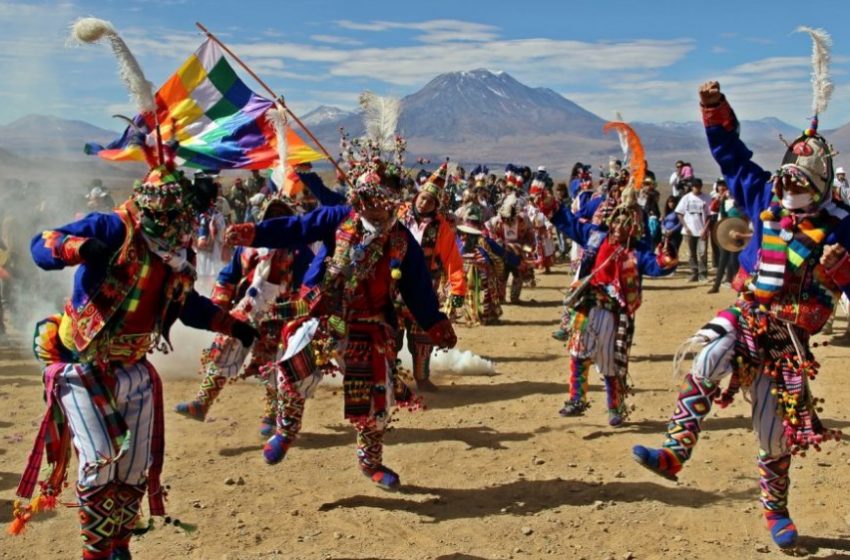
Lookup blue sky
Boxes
[2,0,850,131]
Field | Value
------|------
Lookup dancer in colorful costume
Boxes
[396,165,467,391]
[226,95,457,491]
[553,122,678,426]
[174,198,313,436]
[528,169,557,273]
[633,29,850,549]
[485,193,534,303]
[457,206,505,325]
[5,20,263,560]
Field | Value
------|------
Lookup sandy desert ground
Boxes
[2,263,850,560]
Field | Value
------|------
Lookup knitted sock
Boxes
[175,373,227,420]
[112,484,145,555]
[568,355,591,404]
[260,385,278,437]
[356,425,399,490]
[759,452,797,548]
[263,394,305,464]
[78,483,117,560]
[604,375,627,426]
[633,373,718,480]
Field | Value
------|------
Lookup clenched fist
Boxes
[699,81,722,107]
[821,243,847,270]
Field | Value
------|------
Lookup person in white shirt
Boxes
[675,178,711,281]
[833,166,850,206]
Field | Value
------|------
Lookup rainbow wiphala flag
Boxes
[86,38,323,171]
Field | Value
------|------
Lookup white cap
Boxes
[88,186,108,199]
[537,165,546,172]
[837,167,846,174]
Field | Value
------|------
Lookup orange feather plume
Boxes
[603,121,646,189]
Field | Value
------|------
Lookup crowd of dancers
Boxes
[6,19,850,560]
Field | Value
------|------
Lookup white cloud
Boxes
[310,34,362,46]
[335,18,499,43]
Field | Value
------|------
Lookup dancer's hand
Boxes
[231,320,259,348]
[79,238,114,266]
[427,318,457,349]
[225,223,256,246]
[699,81,722,106]
[450,295,465,309]
[821,243,847,269]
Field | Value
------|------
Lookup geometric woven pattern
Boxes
[356,425,385,470]
[77,483,117,560]
[662,373,719,463]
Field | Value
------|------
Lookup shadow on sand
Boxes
[318,477,754,521]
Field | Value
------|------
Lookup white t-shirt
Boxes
[675,192,711,235]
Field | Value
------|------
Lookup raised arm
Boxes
[299,172,346,207]
[700,81,773,218]
[550,201,598,247]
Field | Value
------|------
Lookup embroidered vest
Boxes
[64,202,195,357]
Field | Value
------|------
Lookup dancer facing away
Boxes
[633,77,850,549]
[225,159,457,492]
[10,163,258,560]
[552,145,678,426]
[175,198,313,436]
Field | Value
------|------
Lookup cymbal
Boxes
[716,216,749,253]
[457,224,483,235]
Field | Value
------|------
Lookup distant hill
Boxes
[4,71,850,180]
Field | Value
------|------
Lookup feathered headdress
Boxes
[796,26,833,119]
[338,92,406,211]
[603,121,646,189]
[602,120,646,239]
[70,17,191,246]
[777,27,837,203]
[69,17,172,170]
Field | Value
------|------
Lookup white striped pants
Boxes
[691,331,786,456]
[571,307,617,378]
[58,362,154,488]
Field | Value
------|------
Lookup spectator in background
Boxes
[675,178,711,281]
[247,169,266,196]
[707,178,745,294]
[833,166,850,206]
[669,160,693,199]
[86,185,116,212]
[227,178,248,222]
[661,195,683,254]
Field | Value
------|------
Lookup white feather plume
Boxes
[796,26,834,115]
[359,91,400,152]
[69,17,156,114]
[266,105,288,176]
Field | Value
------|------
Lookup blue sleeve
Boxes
[31,212,126,270]
[704,103,773,220]
[299,172,346,207]
[635,241,674,277]
[179,290,224,329]
[485,237,506,257]
[398,229,447,330]
[550,202,597,247]
[577,195,603,221]
[292,244,315,288]
[216,246,244,285]
[253,205,350,249]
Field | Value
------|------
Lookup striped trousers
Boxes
[691,329,786,457]
[570,306,617,378]
[58,362,155,488]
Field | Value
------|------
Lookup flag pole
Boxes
[195,21,353,188]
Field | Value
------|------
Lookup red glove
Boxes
[225,223,256,246]
[427,318,457,349]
